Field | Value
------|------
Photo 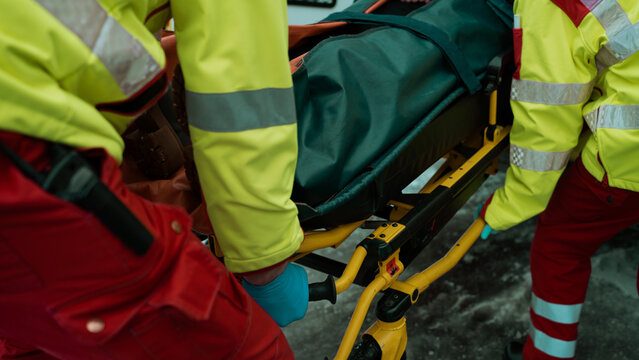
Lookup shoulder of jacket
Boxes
[545,0,596,27]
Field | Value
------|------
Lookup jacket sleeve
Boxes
[0,48,124,158]
[170,0,303,272]
[0,1,168,161]
[485,0,597,230]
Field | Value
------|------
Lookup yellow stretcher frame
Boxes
[294,89,511,360]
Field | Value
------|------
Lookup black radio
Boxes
[287,0,337,8]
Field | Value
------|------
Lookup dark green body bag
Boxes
[289,0,513,227]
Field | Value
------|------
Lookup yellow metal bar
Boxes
[335,246,368,294]
[405,218,485,293]
[489,90,498,126]
[298,220,366,253]
[369,222,406,243]
[363,318,407,360]
[334,276,388,360]
[421,91,503,193]
[438,126,510,189]
[420,166,453,194]
[420,156,453,194]
[421,151,470,193]
[389,281,419,303]
[334,249,404,359]
[388,200,414,222]
[334,222,405,293]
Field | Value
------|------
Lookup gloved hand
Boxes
[242,262,309,327]
[474,194,498,240]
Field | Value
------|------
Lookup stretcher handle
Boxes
[308,275,337,304]
[321,12,482,94]
[307,246,368,304]
[334,276,387,360]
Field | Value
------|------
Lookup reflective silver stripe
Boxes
[531,293,583,324]
[588,0,639,70]
[529,325,577,359]
[584,105,639,132]
[596,22,639,70]
[511,79,593,105]
[36,0,162,97]
[187,88,297,133]
[510,145,572,172]
[590,0,632,36]
[579,0,603,9]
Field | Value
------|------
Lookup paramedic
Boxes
[0,0,307,359]
[477,0,639,359]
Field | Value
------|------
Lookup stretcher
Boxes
[122,0,514,358]
[285,0,514,358]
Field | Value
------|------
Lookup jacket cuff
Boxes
[479,193,494,220]
[236,258,289,277]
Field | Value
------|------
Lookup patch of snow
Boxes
[591,248,639,299]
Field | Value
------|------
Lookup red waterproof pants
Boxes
[0,132,293,360]
[523,158,639,360]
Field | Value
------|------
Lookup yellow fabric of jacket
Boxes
[486,0,639,230]
[0,0,303,272]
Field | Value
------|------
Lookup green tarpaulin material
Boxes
[291,0,513,224]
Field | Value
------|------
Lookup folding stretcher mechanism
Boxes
[295,48,513,358]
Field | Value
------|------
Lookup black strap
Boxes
[0,140,153,256]
[0,140,45,184]
[322,11,482,94]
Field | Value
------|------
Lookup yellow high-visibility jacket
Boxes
[0,0,303,272]
[486,0,639,230]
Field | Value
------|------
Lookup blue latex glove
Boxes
[242,263,309,327]
[474,201,499,240]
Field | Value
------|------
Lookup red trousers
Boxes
[0,132,293,360]
[523,158,639,360]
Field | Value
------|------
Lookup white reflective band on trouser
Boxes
[510,145,572,172]
[511,79,593,106]
[529,326,577,359]
[528,326,577,359]
[585,105,639,132]
[531,293,583,324]
[35,0,162,97]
